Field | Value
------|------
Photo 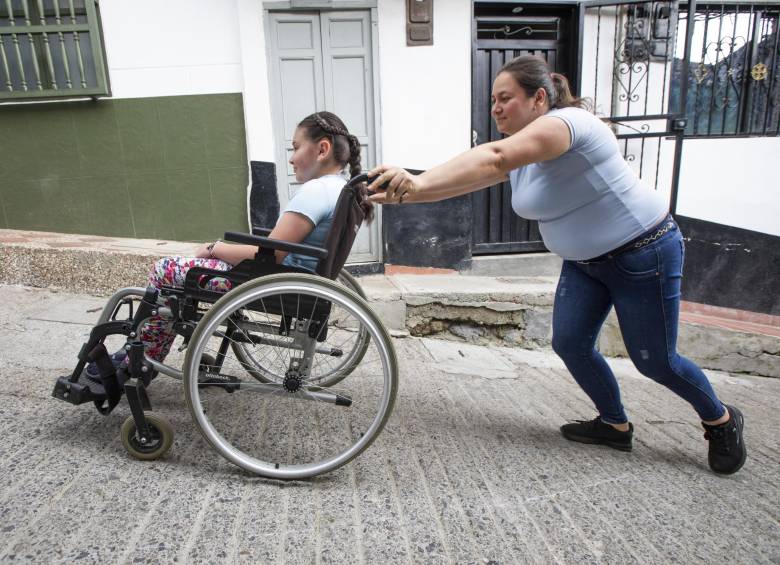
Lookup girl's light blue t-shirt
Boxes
[280,173,346,272]
[509,107,668,261]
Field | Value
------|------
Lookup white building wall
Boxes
[99,0,244,98]
[237,0,275,163]
[241,1,473,169]
[375,0,472,169]
[95,0,474,176]
[676,137,780,237]
[95,0,777,240]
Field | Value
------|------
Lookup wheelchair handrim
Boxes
[183,275,396,480]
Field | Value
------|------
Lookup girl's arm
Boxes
[197,212,315,264]
[368,116,571,204]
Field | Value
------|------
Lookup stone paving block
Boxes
[420,338,516,376]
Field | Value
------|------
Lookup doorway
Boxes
[266,10,379,263]
[471,2,580,254]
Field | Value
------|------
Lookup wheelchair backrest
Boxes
[316,184,366,280]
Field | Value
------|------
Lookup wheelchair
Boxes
[52,174,398,480]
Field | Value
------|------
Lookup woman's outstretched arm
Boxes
[368,116,571,204]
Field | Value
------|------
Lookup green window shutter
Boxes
[0,0,110,100]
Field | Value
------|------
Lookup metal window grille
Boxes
[0,0,109,100]
[671,2,780,136]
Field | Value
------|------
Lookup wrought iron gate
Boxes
[470,0,699,255]
[579,0,695,213]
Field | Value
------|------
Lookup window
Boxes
[0,0,110,100]
[671,3,780,136]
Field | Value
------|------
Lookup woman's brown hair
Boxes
[500,55,590,111]
[297,111,374,222]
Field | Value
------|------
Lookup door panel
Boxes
[267,10,379,263]
[331,57,369,135]
[279,59,320,133]
[471,5,576,254]
[270,13,325,201]
[321,11,377,262]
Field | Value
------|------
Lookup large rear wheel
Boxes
[183,273,397,480]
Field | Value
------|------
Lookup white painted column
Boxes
[236,0,276,163]
[375,0,472,169]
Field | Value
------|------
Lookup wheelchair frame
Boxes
[52,174,398,479]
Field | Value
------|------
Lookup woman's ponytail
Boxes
[347,134,362,179]
[549,72,590,110]
[500,56,591,111]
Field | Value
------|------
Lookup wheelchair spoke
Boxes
[183,273,397,479]
[257,298,291,373]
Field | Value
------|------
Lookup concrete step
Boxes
[464,252,563,277]
[359,274,780,379]
[2,228,778,378]
[360,273,557,347]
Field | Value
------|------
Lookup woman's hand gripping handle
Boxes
[366,166,424,205]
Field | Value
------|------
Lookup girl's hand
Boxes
[367,165,423,204]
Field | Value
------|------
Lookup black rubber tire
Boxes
[121,412,174,461]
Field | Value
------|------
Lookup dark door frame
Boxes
[471,1,581,255]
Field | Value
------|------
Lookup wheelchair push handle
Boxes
[346,173,391,196]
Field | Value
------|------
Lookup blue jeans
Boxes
[551,224,726,424]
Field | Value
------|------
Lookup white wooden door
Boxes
[268,11,379,264]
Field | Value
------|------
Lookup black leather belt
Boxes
[577,214,676,264]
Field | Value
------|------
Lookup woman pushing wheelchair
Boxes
[367,55,746,476]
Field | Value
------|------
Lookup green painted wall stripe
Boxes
[0,93,249,241]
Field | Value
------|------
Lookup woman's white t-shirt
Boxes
[509,107,667,261]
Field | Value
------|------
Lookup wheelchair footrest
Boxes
[52,372,107,406]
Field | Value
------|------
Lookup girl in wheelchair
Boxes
[57,110,395,480]
[88,111,373,372]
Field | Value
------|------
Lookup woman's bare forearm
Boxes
[397,117,570,204]
[409,144,508,203]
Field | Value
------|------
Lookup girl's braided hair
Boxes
[298,111,374,222]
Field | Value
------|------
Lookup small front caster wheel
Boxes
[121,412,174,461]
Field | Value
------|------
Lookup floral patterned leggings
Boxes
[140,256,233,361]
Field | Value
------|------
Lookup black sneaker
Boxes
[702,404,746,475]
[85,351,127,379]
[560,417,633,452]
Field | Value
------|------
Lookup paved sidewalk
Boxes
[1,284,778,564]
